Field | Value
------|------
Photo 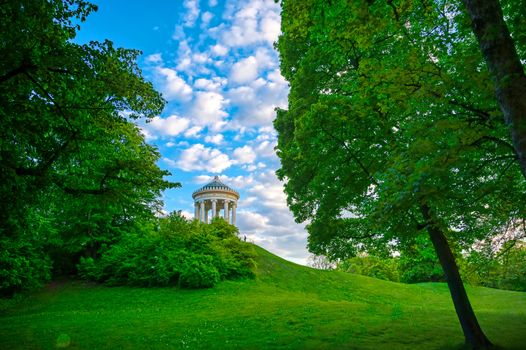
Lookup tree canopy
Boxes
[275,0,525,348]
[0,0,178,295]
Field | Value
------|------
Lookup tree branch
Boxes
[470,135,517,154]
[0,63,36,83]
[320,125,379,186]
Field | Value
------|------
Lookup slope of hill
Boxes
[1,244,525,349]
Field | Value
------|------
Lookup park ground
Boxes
[1,245,525,349]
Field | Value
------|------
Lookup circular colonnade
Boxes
[192,176,239,225]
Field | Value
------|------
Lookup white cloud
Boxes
[193,174,213,184]
[204,134,224,145]
[183,0,200,27]
[147,114,190,136]
[255,139,277,158]
[227,72,288,127]
[233,145,256,164]
[178,39,192,57]
[201,11,213,28]
[230,56,259,84]
[194,77,227,91]
[176,144,232,173]
[208,0,218,7]
[244,161,266,171]
[193,173,255,189]
[184,126,202,138]
[172,25,185,40]
[174,40,193,73]
[145,53,162,64]
[180,210,194,220]
[219,0,281,48]
[190,91,229,130]
[139,127,156,141]
[249,184,288,210]
[254,47,275,70]
[155,67,193,101]
[162,157,178,168]
[233,171,309,265]
[192,52,210,64]
[210,44,228,56]
[176,58,192,72]
[268,68,288,85]
[173,41,212,76]
[260,10,281,44]
[237,211,269,231]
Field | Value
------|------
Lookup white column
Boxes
[200,200,205,222]
[211,200,217,219]
[205,206,209,223]
[232,203,237,226]
[194,202,199,220]
[224,200,229,222]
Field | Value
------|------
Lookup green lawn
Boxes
[1,245,525,349]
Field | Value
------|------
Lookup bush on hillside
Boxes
[337,255,399,282]
[78,213,256,289]
[179,253,220,288]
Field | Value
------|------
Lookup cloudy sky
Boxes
[75,0,310,264]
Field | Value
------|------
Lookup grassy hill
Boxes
[1,245,525,349]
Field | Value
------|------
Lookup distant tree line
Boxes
[332,235,526,292]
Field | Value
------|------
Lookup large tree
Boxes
[0,0,178,295]
[275,0,525,348]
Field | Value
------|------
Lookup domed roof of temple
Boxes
[192,175,239,199]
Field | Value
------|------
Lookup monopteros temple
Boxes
[192,176,239,225]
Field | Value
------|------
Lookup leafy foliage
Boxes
[398,235,445,283]
[0,1,178,296]
[78,214,256,289]
[338,255,399,282]
[461,241,526,291]
[0,236,51,297]
[276,0,525,260]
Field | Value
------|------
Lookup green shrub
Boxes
[78,213,256,289]
[179,254,220,288]
[0,236,52,297]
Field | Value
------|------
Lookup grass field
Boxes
[1,245,525,349]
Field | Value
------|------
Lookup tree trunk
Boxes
[421,204,493,349]
[462,0,526,181]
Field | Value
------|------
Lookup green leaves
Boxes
[275,0,525,257]
[78,214,256,289]
[0,1,178,295]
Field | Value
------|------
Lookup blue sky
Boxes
[75,0,310,264]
